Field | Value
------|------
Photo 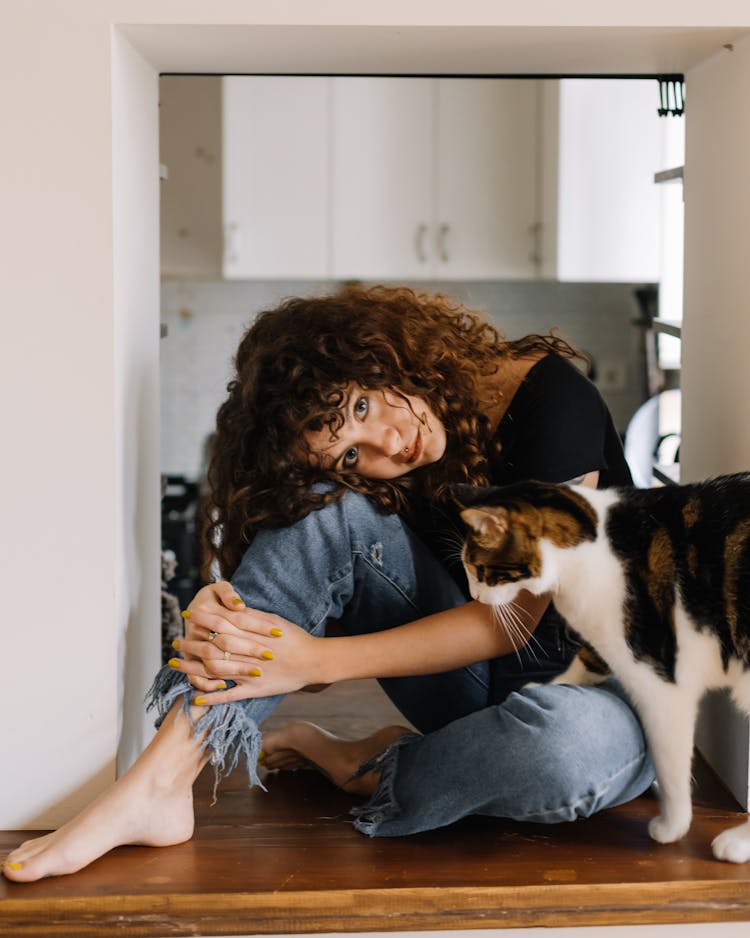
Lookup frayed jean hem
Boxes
[350,732,419,836]
[145,665,265,801]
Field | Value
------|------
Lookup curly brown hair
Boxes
[202,284,579,579]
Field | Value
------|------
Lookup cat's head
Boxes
[452,481,598,606]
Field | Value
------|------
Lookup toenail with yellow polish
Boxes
[167,658,181,669]
[5,862,22,870]
[261,650,274,660]
[270,627,283,637]
[181,609,191,619]
[232,597,245,606]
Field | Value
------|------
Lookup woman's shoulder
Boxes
[518,353,603,412]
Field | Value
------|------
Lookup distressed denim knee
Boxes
[492,682,654,823]
[147,489,470,793]
[351,681,655,837]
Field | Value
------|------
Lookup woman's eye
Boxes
[342,446,359,469]
[354,396,368,419]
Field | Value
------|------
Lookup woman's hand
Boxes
[169,581,327,705]
[172,581,248,693]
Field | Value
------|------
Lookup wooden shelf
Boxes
[2,680,749,936]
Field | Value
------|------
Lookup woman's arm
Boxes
[173,587,551,704]
[174,473,598,705]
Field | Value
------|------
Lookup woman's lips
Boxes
[406,429,422,464]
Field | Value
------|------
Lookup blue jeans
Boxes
[149,490,654,835]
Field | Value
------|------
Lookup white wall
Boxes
[111,33,162,776]
[2,0,750,830]
[683,35,750,810]
[0,4,120,827]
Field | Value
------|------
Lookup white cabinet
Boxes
[553,79,665,282]
[222,76,542,281]
[435,79,539,279]
[222,76,330,279]
[331,78,434,280]
[332,77,540,280]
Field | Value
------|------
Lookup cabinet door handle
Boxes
[528,222,542,269]
[224,222,240,266]
[437,223,450,263]
[414,223,428,263]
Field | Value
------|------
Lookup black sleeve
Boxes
[505,357,612,485]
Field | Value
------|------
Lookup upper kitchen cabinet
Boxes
[551,79,664,283]
[435,79,539,279]
[332,77,541,280]
[331,78,433,280]
[222,76,330,279]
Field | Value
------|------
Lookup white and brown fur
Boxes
[456,474,750,863]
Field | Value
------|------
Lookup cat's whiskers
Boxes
[500,600,544,666]
[490,603,527,668]
[506,600,548,659]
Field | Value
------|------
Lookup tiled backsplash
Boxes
[161,278,650,480]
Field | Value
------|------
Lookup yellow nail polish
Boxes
[216,681,227,690]
[194,697,207,706]
[167,658,181,669]
[181,609,191,619]
[261,650,274,661]
[248,668,262,677]
[171,639,181,650]
[232,597,245,606]
[270,627,283,637]
[258,749,266,764]
[5,862,22,870]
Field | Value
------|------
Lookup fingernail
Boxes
[167,658,181,669]
[248,668,262,677]
[171,639,181,650]
[269,627,283,638]
[261,650,274,661]
[231,597,245,606]
[216,681,227,690]
[181,609,191,619]
[194,697,207,706]
[258,750,266,764]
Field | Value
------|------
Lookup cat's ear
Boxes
[460,506,510,545]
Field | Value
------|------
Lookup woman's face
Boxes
[305,386,447,480]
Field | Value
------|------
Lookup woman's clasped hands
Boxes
[168,581,323,705]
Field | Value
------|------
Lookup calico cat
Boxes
[456,473,750,863]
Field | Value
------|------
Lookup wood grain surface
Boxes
[2,679,749,936]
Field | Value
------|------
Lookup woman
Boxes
[2,285,653,882]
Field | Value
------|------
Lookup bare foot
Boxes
[2,705,208,883]
[262,722,412,796]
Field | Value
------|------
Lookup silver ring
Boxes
[223,650,231,660]
[208,630,217,642]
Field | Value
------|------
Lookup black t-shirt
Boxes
[488,353,633,489]
[409,353,632,701]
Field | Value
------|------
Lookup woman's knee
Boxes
[494,683,653,821]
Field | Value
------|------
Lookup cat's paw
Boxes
[648,813,691,844]
[712,823,750,863]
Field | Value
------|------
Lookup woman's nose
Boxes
[377,425,403,458]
